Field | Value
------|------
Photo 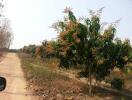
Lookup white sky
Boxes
[4,0,132,49]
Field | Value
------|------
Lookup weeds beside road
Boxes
[18,53,87,100]
[18,53,132,100]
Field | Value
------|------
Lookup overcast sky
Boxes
[5,0,132,49]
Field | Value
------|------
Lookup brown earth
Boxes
[0,53,38,100]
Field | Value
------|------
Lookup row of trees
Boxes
[22,40,58,58]
[22,7,132,95]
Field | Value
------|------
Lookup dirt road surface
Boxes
[0,53,37,100]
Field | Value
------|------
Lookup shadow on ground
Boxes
[81,84,132,100]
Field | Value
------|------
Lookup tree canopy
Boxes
[52,7,132,95]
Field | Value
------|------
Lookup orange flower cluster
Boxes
[45,42,54,54]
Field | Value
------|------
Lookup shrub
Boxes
[111,78,124,90]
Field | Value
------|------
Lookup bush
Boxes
[111,78,124,90]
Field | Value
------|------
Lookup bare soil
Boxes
[0,53,38,100]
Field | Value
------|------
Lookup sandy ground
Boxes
[0,53,37,100]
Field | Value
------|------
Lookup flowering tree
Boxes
[52,7,132,95]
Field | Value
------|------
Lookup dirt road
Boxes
[0,53,36,100]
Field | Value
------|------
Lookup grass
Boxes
[18,53,132,100]
[18,53,85,99]
[18,53,70,82]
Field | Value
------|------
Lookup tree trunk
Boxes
[89,65,92,96]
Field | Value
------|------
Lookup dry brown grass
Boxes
[18,53,132,100]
